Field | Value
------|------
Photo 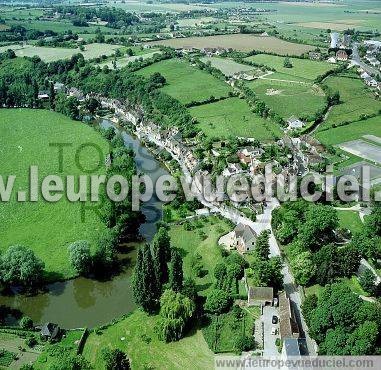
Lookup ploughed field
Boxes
[0,109,109,279]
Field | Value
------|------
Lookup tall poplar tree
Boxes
[169,249,183,292]
[152,227,171,289]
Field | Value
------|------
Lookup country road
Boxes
[351,43,380,77]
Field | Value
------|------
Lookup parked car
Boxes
[272,315,278,324]
[272,297,278,307]
[271,327,278,335]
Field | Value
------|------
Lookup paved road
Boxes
[262,305,280,356]
[351,43,380,77]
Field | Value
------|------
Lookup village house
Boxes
[222,162,243,177]
[237,146,264,165]
[287,116,304,131]
[68,87,85,101]
[233,223,257,253]
[40,322,61,342]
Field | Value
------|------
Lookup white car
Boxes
[271,327,278,335]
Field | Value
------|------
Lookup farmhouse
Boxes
[287,117,304,131]
[233,223,257,253]
[222,163,243,177]
[336,50,348,61]
[40,322,61,342]
[247,286,274,306]
[237,146,264,165]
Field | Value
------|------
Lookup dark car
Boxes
[272,315,278,324]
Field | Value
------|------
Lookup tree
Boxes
[313,244,341,285]
[298,205,338,251]
[255,230,270,260]
[347,321,378,355]
[204,289,232,315]
[339,244,361,277]
[358,269,377,295]
[68,241,92,276]
[84,97,100,114]
[234,335,255,353]
[169,249,183,292]
[102,348,130,370]
[301,294,318,327]
[19,316,33,330]
[0,245,45,286]
[132,244,160,313]
[214,262,227,289]
[155,289,195,342]
[49,81,55,109]
[182,277,197,301]
[152,227,171,288]
[291,251,316,286]
[283,57,293,68]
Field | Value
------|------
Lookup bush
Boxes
[234,335,255,353]
[25,336,37,348]
[19,316,33,330]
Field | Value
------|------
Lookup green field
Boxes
[318,74,381,129]
[0,109,109,279]
[245,54,335,81]
[316,116,381,146]
[0,43,122,62]
[83,310,214,370]
[136,58,232,104]
[246,78,326,121]
[190,97,282,139]
[169,216,232,295]
[98,50,161,70]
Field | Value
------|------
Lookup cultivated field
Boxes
[190,97,281,140]
[317,74,381,129]
[295,21,363,31]
[0,43,122,62]
[148,34,315,55]
[246,78,326,121]
[0,109,108,279]
[200,56,257,76]
[136,58,232,104]
[245,54,336,81]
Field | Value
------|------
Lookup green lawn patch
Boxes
[169,216,233,295]
[245,54,336,81]
[246,78,326,120]
[190,97,281,140]
[337,210,363,233]
[135,58,232,104]
[83,310,214,370]
[0,109,109,279]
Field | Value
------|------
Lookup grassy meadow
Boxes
[246,78,326,121]
[317,74,381,129]
[136,59,232,104]
[200,56,257,77]
[337,210,363,234]
[245,54,336,81]
[0,109,109,279]
[83,310,214,370]
[190,97,282,140]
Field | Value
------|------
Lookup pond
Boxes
[0,119,168,328]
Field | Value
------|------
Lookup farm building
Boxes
[233,223,257,253]
[287,117,304,130]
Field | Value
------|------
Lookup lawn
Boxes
[245,54,336,81]
[98,50,161,70]
[83,310,214,370]
[1,43,122,62]
[0,109,109,279]
[317,74,381,130]
[316,116,381,146]
[147,34,315,55]
[246,78,326,121]
[337,210,363,234]
[190,97,282,140]
[169,216,233,295]
[135,58,232,104]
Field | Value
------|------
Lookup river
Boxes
[0,119,169,329]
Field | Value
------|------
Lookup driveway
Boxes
[262,305,280,356]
